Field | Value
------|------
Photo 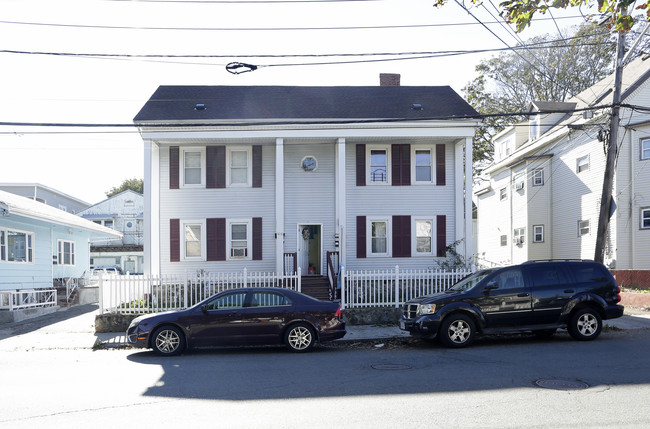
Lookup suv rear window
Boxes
[570,264,608,283]
[527,265,569,287]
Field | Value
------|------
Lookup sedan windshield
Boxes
[449,269,494,292]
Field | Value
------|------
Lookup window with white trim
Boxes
[368,146,390,184]
[576,155,590,173]
[533,168,544,186]
[228,220,251,260]
[533,225,544,243]
[183,220,205,260]
[498,139,512,160]
[500,188,507,201]
[642,208,650,229]
[1,229,34,263]
[414,149,432,183]
[514,227,525,245]
[500,235,507,246]
[57,239,75,266]
[415,219,433,254]
[530,117,539,141]
[181,147,205,187]
[227,147,252,187]
[578,219,590,236]
[368,218,390,256]
[642,138,650,160]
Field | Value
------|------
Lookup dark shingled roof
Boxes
[133,85,478,123]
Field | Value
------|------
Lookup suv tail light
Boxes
[334,306,343,319]
[616,285,621,303]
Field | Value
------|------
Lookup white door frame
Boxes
[297,223,323,275]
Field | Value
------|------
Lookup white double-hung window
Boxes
[368,218,390,256]
[414,149,433,183]
[415,219,433,254]
[183,220,205,260]
[228,220,251,259]
[1,229,34,263]
[181,147,205,187]
[368,146,390,184]
[57,239,75,266]
[227,147,252,187]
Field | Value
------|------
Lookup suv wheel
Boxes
[440,313,475,348]
[568,308,602,341]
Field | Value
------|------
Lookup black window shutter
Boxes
[356,144,366,186]
[252,217,263,260]
[170,219,180,262]
[169,147,179,189]
[207,218,226,261]
[252,146,263,188]
[392,215,411,257]
[436,215,447,257]
[436,144,446,186]
[356,216,366,258]
[391,144,411,186]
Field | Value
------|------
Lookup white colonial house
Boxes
[77,190,145,274]
[475,56,650,287]
[0,183,91,214]
[133,75,479,299]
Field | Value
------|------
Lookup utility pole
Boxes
[594,29,626,263]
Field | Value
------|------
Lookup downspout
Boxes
[631,129,636,270]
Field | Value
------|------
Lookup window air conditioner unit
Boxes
[515,181,525,191]
[514,237,524,245]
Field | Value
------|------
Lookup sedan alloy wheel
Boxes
[285,323,315,352]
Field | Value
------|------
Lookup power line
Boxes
[0,15,586,32]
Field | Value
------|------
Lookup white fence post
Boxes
[394,265,400,308]
[98,273,104,315]
[297,267,302,292]
[340,266,346,309]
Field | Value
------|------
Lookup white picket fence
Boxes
[98,269,301,315]
[341,266,473,308]
[97,266,473,314]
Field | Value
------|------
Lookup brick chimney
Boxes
[380,73,400,86]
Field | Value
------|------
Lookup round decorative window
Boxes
[126,222,133,228]
[301,156,318,172]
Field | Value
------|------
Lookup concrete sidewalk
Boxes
[1,304,649,351]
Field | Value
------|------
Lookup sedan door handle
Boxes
[564,289,575,294]
[517,293,530,297]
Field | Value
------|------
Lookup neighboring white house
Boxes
[0,183,91,214]
[0,190,122,318]
[77,190,145,274]
[475,56,650,287]
[133,75,479,281]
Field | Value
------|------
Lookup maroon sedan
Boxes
[126,287,346,355]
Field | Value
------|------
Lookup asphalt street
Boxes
[1,305,650,428]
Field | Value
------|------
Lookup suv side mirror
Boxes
[485,281,499,291]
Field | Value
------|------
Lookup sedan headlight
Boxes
[417,303,437,315]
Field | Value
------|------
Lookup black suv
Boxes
[399,260,624,347]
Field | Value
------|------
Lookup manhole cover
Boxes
[535,378,589,390]
[371,363,412,371]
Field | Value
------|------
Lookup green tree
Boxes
[106,178,144,197]
[464,23,615,172]
[435,0,639,32]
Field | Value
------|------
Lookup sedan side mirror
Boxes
[201,305,208,314]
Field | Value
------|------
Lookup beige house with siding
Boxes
[475,56,650,287]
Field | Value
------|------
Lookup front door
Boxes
[298,224,321,275]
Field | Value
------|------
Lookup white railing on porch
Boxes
[340,266,473,309]
[0,289,57,311]
[98,268,302,315]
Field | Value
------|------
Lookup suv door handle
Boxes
[517,293,530,297]
[564,289,574,294]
